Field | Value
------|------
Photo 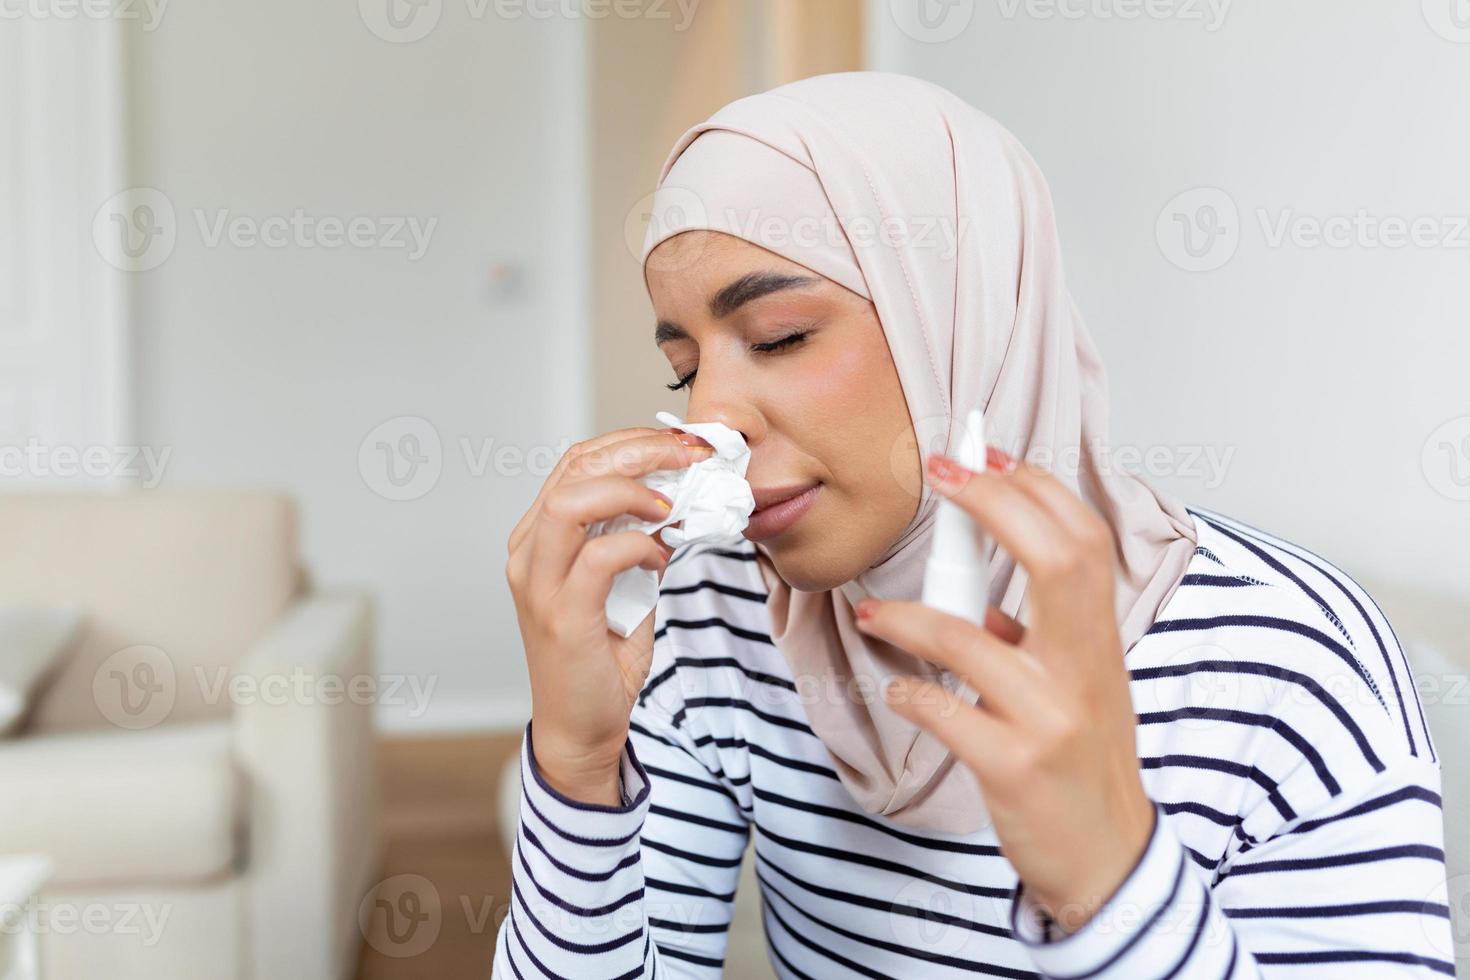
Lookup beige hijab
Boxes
[639,72,1198,836]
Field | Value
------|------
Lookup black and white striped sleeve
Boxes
[1009,750,1453,978]
[491,697,750,977]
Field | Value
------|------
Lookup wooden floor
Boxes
[354,732,523,979]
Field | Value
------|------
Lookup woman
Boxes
[495,72,1452,978]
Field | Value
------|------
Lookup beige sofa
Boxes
[0,490,381,979]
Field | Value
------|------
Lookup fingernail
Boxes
[986,446,1017,473]
[854,597,877,620]
[673,432,713,450]
[652,491,672,512]
[926,454,964,484]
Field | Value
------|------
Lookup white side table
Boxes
[0,856,52,980]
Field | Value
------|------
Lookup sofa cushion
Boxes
[0,721,241,883]
[0,491,300,733]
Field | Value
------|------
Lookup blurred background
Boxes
[1,1,1467,977]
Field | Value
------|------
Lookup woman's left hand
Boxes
[853,449,1157,934]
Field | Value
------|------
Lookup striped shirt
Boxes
[491,507,1454,978]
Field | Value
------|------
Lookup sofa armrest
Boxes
[0,607,81,737]
[234,593,382,980]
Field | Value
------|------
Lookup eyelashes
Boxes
[665,330,811,392]
[750,330,810,354]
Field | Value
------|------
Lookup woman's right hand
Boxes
[505,426,714,804]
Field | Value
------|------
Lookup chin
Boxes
[757,538,867,593]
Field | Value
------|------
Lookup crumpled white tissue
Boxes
[590,412,754,637]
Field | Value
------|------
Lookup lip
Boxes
[744,483,822,542]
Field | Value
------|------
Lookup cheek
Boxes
[808,342,879,422]
[797,335,915,493]
[764,344,880,473]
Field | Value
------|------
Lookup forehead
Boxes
[646,231,814,302]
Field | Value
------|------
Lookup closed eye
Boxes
[665,329,812,392]
[750,330,809,354]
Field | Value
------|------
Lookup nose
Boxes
[684,376,766,449]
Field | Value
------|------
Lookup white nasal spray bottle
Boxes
[917,407,995,832]
[920,407,990,626]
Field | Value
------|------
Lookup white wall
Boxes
[868,1,1470,594]
[124,2,589,730]
[116,3,1467,734]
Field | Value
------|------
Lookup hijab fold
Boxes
[640,72,1197,836]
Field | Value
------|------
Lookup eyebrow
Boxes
[655,271,822,344]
